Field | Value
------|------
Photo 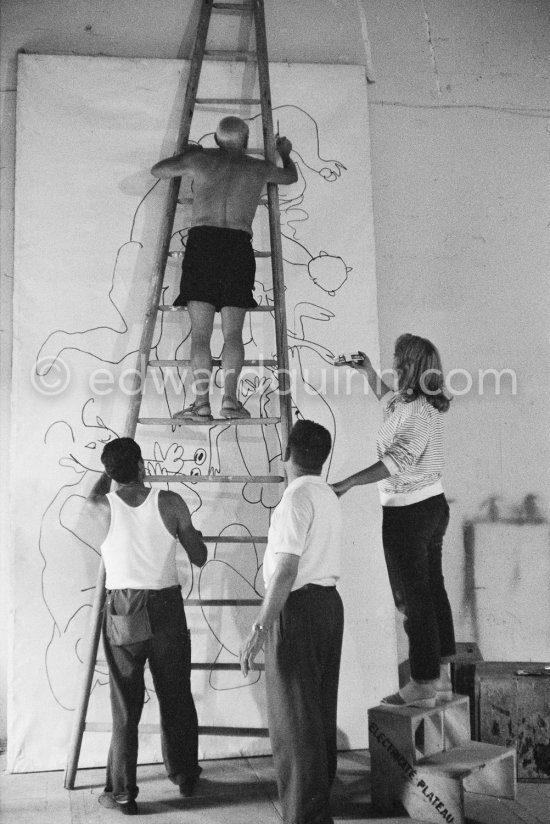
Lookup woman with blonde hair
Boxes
[332,333,455,707]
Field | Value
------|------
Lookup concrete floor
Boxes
[2,745,550,824]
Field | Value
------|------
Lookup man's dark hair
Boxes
[101,437,142,483]
[286,420,332,472]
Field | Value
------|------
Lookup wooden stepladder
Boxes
[65,0,292,789]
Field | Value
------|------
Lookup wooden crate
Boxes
[369,697,516,824]
[451,641,484,736]
[475,661,550,781]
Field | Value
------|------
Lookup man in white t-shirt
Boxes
[239,420,343,824]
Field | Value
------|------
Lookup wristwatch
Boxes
[252,622,267,635]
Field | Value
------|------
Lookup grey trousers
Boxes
[102,586,200,803]
[265,585,344,824]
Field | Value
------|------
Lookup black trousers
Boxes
[102,586,200,802]
[382,493,456,682]
[265,585,344,824]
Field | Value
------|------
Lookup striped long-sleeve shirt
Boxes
[377,391,445,507]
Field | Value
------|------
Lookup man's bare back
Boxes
[151,136,297,235]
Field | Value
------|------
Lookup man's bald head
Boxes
[215,116,249,150]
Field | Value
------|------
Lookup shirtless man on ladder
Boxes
[151,116,297,421]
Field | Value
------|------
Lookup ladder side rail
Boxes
[64,0,214,789]
[253,0,293,448]
[64,562,106,788]
[123,0,214,439]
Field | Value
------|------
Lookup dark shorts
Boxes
[174,225,258,312]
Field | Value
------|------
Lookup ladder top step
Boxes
[159,304,274,313]
[139,417,280,427]
[148,358,276,367]
[146,474,283,483]
[417,742,516,779]
[196,98,261,105]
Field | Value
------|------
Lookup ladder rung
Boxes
[191,662,264,671]
[213,2,254,10]
[196,98,261,105]
[148,358,276,367]
[158,304,274,313]
[205,50,257,61]
[200,726,270,737]
[202,535,267,543]
[138,417,280,427]
[96,660,264,671]
[146,474,283,483]
[193,663,264,671]
[85,722,269,737]
[168,248,270,259]
[85,722,148,734]
[185,598,262,606]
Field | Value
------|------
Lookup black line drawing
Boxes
[180,105,352,296]
[39,400,210,708]
[39,400,118,709]
[198,526,266,691]
[35,102,348,704]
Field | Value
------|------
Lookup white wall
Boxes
[2,0,549,743]
[364,0,550,652]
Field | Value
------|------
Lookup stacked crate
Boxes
[369,695,516,824]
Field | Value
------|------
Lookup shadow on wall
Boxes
[462,494,549,659]
[336,726,351,750]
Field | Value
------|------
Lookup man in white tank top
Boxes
[87,437,207,816]
[239,421,344,824]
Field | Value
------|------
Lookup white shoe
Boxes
[381,679,437,708]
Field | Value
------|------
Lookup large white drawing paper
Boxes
[10,54,395,772]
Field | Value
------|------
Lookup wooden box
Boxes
[475,661,550,781]
[369,696,516,824]
[451,641,484,735]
